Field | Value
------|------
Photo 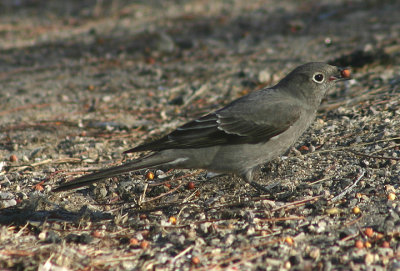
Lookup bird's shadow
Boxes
[0,195,112,226]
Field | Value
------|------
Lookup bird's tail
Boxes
[52,153,173,192]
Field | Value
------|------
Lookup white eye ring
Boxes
[312,73,325,84]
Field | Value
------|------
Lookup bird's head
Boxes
[277,62,351,106]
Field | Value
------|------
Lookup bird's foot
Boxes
[246,180,274,194]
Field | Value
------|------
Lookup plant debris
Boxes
[1,0,400,270]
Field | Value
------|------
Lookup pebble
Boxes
[309,248,320,259]
[99,187,108,198]
[0,175,11,187]
[258,69,271,83]
[0,192,17,208]
[2,4,400,270]
[224,234,235,246]
[365,253,374,264]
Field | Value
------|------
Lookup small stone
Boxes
[309,248,320,259]
[102,95,112,102]
[224,234,235,246]
[365,253,374,264]
[45,231,61,243]
[99,187,108,198]
[289,255,301,265]
[258,69,271,83]
[38,232,47,240]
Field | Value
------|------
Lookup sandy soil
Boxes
[1,0,400,270]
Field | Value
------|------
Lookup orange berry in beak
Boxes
[341,69,351,78]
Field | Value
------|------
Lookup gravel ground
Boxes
[1,0,400,270]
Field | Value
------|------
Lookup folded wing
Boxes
[125,90,302,153]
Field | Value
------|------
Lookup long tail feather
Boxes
[53,153,172,192]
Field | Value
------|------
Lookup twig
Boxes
[369,143,400,155]
[319,85,390,112]
[139,183,149,205]
[15,222,30,238]
[348,150,400,161]
[182,188,199,203]
[147,171,201,187]
[91,252,141,265]
[330,169,366,203]
[199,237,283,271]
[340,232,360,242]
[183,84,209,107]
[305,136,400,157]
[171,245,193,264]
[257,216,305,223]
[8,158,83,171]
[344,213,364,227]
[0,250,35,256]
[308,175,333,186]
[0,103,51,117]
[272,195,323,212]
[225,250,271,270]
[141,182,184,204]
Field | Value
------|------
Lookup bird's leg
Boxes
[242,170,271,193]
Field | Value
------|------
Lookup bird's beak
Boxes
[329,67,351,82]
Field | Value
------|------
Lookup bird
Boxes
[53,62,350,192]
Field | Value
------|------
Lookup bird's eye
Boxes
[312,73,324,83]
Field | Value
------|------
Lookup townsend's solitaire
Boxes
[53,62,350,192]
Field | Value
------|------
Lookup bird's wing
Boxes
[125,90,302,152]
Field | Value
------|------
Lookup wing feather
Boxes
[124,90,302,153]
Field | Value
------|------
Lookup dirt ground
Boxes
[1,0,400,270]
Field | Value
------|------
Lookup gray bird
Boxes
[53,62,350,192]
